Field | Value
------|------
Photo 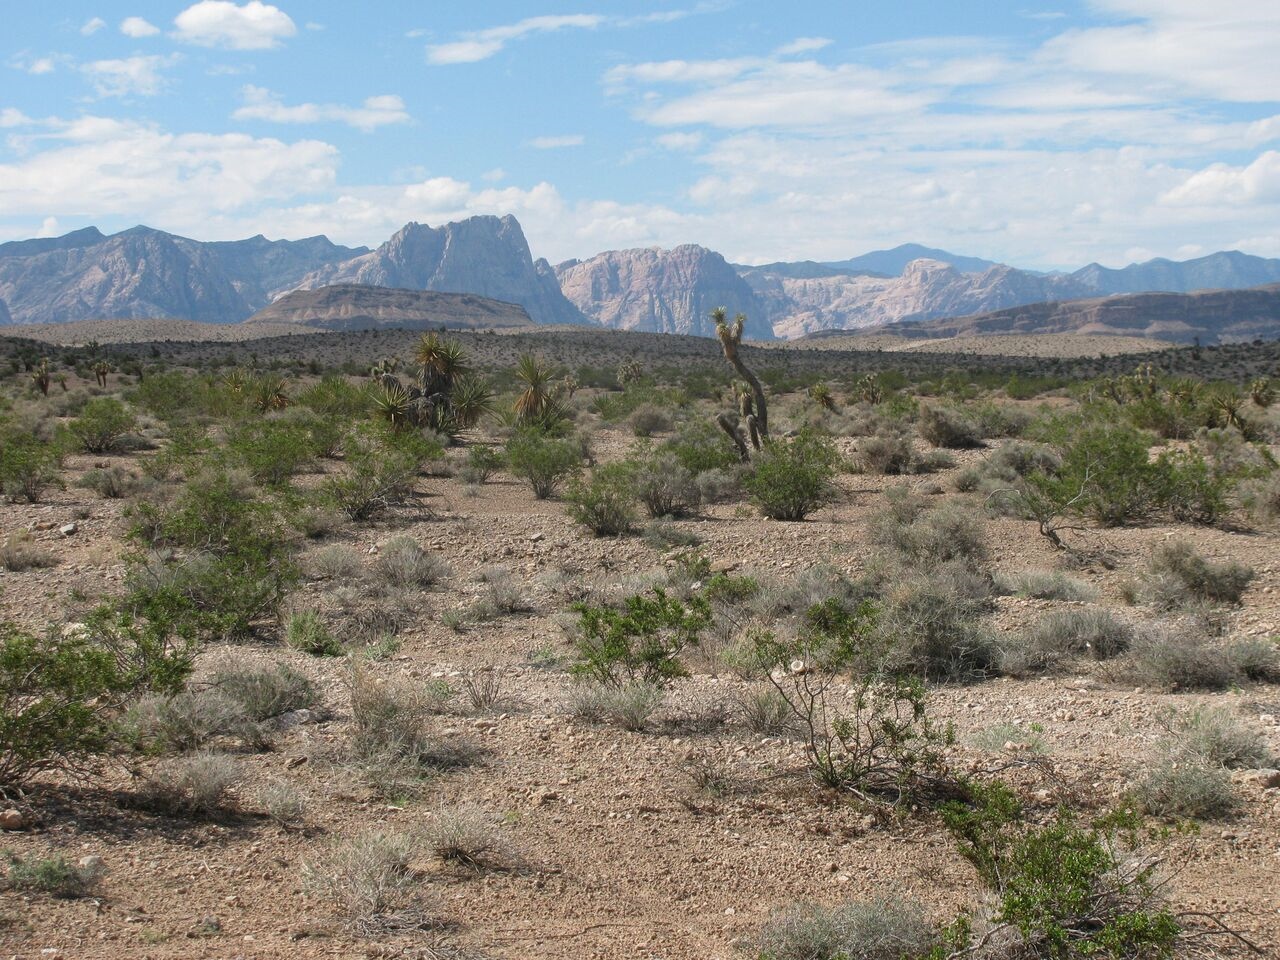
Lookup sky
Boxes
[2,1,1279,270]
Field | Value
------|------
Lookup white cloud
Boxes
[427,14,605,64]
[173,1,296,51]
[120,17,160,38]
[1161,152,1280,207]
[528,134,585,149]
[80,18,107,36]
[1,108,33,128]
[232,86,410,131]
[655,131,703,150]
[37,216,60,237]
[81,55,178,98]
[24,57,57,75]
[775,37,831,56]
[0,114,338,232]
[481,167,506,181]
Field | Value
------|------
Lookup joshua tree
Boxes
[370,334,491,435]
[710,307,768,460]
[31,358,51,396]
[93,361,111,388]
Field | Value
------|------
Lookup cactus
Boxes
[1250,377,1274,408]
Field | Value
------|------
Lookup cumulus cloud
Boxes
[120,17,161,38]
[775,37,831,56]
[81,55,178,98]
[528,134,585,149]
[1161,152,1280,207]
[80,18,107,36]
[232,86,410,131]
[427,14,603,65]
[173,1,296,51]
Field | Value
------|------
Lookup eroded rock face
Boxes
[296,216,586,327]
[555,244,771,339]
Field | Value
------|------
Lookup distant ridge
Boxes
[247,284,533,331]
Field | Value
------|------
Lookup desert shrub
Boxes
[629,404,671,437]
[992,568,1095,601]
[939,784,1179,957]
[568,681,663,731]
[467,566,529,621]
[631,448,700,518]
[1133,759,1236,820]
[122,689,248,753]
[663,420,741,476]
[918,404,981,448]
[285,611,343,656]
[641,519,703,549]
[855,433,913,475]
[347,670,466,797]
[1144,540,1253,609]
[1154,449,1234,525]
[744,431,840,521]
[1125,625,1235,691]
[227,419,315,486]
[255,778,307,827]
[76,465,140,499]
[754,897,937,960]
[424,804,506,869]
[0,429,61,502]
[0,532,56,572]
[505,430,582,499]
[879,567,999,681]
[1029,421,1165,527]
[141,751,244,817]
[1162,706,1271,769]
[303,830,426,934]
[214,661,316,721]
[68,397,136,454]
[570,589,711,688]
[3,853,103,899]
[565,463,638,535]
[736,686,793,736]
[1240,471,1280,526]
[460,669,505,713]
[1,619,190,786]
[1225,637,1280,682]
[1005,608,1133,675]
[970,721,1047,754]
[375,536,451,589]
[460,445,504,484]
[306,544,365,580]
[324,427,431,521]
[870,494,987,567]
[752,599,960,802]
[986,439,1062,481]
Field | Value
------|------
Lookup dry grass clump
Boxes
[254,778,307,827]
[423,803,507,870]
[879,564,999,681]
[735,685,793,736]
[123,689,253,753]
[0,532,56,572]
[3,852,104,899]
[213,660,317,722]
[993,568,1096,601]
[306,544,366,581]
[1002,608,1134,675]
[1144,540,1253,610]
[304,830,432,935]
[754,897,937,960]
[284,610,344,656]
[869,492,987,568]
[375,536,451,589]
[1124,624,1238,691]
[568,681,663,732]
[140,752,244,817]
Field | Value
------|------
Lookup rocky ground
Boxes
[2,422,1278,960]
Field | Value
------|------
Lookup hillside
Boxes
[246,284,533,331]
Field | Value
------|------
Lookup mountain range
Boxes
[3,215,1280,342]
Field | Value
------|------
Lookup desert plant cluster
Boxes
[0,321,1278,959]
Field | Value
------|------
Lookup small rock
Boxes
[532,787,560,806]
[0,808,24,831]
[59,522,78,536]
[78,855,104,873]
[1255,769,1280,789]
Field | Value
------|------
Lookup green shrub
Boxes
[3,852,103,898]
[571,589,711,688]
[565,463,638,535]
[75,465,140,499]
[631,448,700,518]
[324,429,428,521]
[505,430,583,499]
[744,431,840,521]
[67,397,136,454]
[460,445,504,484]
[939,785,1179,957]
[1,619,190,786]
[1030,421,1164,527]
[285,611,343,656]
[663,420,741,475]
[0,429,61,502]
[227,419,316,486]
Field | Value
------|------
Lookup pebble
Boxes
[0,808,24,831]
[59,522,77,536]
[1255,769,1280,789]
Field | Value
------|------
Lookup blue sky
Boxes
[3,1,1279,269]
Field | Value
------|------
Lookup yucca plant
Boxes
[856,373,883,405]
[251,374,290,412]
[809,383,837,411]
[31,358,51,397]
[1250,377,1275,408]
[93,361,111,388]
[514,354,557,424]
[414,334,470,397]
[372,382,414,429]
[450,375,494,429]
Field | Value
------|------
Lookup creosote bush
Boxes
[505,429,582,499]
[570,588,711,688]
[565,462,638,536]
[743,431,840,521]
[1144,540,1253,609]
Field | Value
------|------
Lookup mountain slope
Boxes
[865,284,1280,345]
[825,243,1003,276]
[247,284,532,331]
[555,244,771,339]
[295,216,585,327]
[0,226,364,325]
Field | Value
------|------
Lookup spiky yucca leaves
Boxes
[856,374,884,405]
[1208,388,1248,432]
[711,306,768,457]
[414,334,470,397]
[222,368,250,394]
[1251,377,1275,408]
[251,374,290,412]
[514,354,557,424]
[373,382,414,429]
[450,375,494,429]
[809,383,837,411]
